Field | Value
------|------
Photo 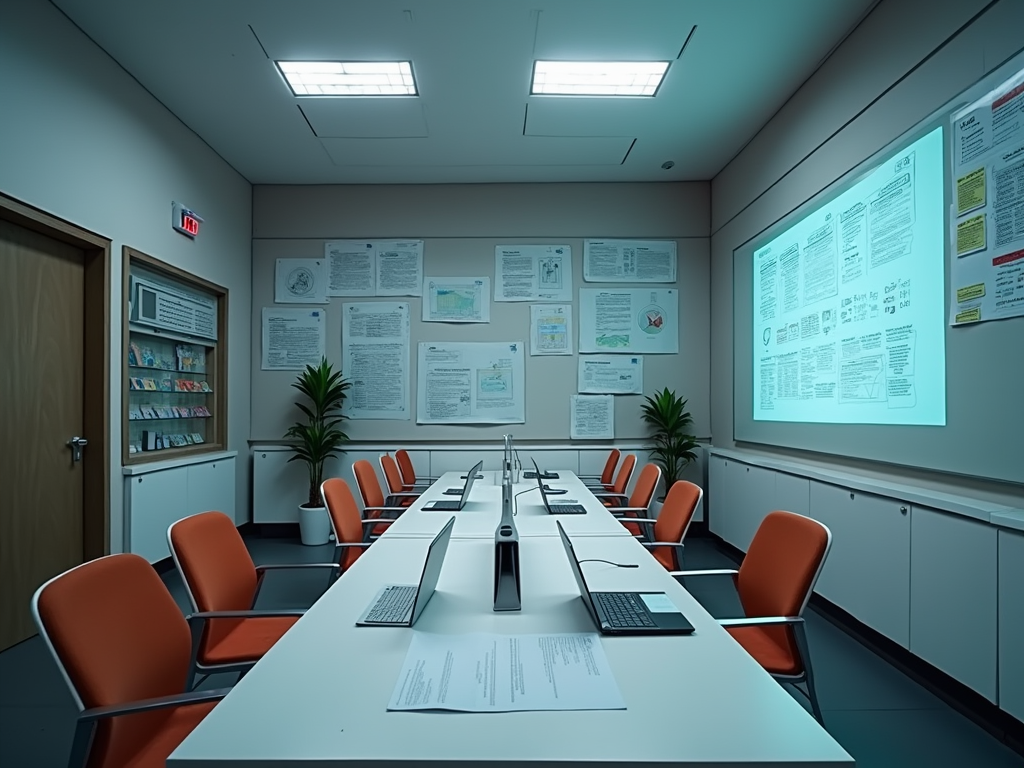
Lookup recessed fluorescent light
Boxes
[276,61,417,96]
[531,61,669,96]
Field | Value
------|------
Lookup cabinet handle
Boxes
[900,506,908,515]
[262,453,267,459]
[850,492,855,500]
[138,477,142,484]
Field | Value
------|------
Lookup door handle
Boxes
[68,436,88,462]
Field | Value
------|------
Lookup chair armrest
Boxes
[188,609,305,620]
[362,506,407,514]
[335,542,373,549]
[256,563,340,573]
[718,616,803,628]
[591,492,628,501]
[362,518,394,526]
[387,491,421,498]
[609,508,652,517]
[641,541,685,550]
[79,687,232,722]
[669,568,738,577]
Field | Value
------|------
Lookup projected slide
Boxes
[752,127,946,426]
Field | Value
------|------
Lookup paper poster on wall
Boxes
[325,240,424,297]
[570,395,614,439]
[261,308,325,370]
[530,304,572,355]
[423,277,490,323]
[583,240,677,282]
[577,355,643,394]
[949,63,1024,325]
[342,302,410,420]
[494,245,573,301]
[579,288,678,354]
[417,341,525,424]
[275,258,328,304]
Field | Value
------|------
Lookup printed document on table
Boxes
[530,304,572,355]
[388,632,625,712]
[417,341,524,424]
[275,258,328,304]
[494,245,573,301]
[579,288,678,354]
[578,355,643,394]
[571,395,614,440]
[423,277,490,323]
[583,239,677,282]
[325,240,424,297]
[948,60,1024,325]
[342,302,410,420]
[261,308,325,370]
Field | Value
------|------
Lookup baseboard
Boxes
[707,534,1024,758]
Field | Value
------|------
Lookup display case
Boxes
[123,247,228,465]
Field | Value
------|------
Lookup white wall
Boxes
[709,0,1024,507]
[0,0,254,548]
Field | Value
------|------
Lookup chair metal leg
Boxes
[67,718,95,768]
[793,622,824,725]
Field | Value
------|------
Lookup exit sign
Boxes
[172,202,203,239]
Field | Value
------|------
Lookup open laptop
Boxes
[556,521,694,635]
[522,458,558,480]
[533,459,586,515]
[425,460,483,511]
[356,516,456,627]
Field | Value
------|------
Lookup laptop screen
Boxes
[555,521,600,622]
[457,460,484,507]
[409,516,456,624]
[532,458,554,512]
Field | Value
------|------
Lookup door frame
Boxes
[0,193,111,559]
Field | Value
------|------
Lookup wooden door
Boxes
[0,218,86,650]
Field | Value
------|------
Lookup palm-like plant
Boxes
[285,357,351,507]
[640,387,699,490]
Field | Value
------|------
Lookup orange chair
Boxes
[352,459,408,536]
[628,480,703,570]
[168,511,334,688]
[578,448,621,492]
[602,462,659,535]
[32,553,230,768]
[379,453,422,506]
[673,510,832,723]
[589,453,637,508]
[395,448,439,489]
[321,477,394,572]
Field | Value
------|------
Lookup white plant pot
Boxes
[297,504,331,546]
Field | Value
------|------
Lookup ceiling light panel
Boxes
[277,61,417,96]
[532,61,669,97]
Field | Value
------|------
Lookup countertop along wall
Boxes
[709,0,1024,508]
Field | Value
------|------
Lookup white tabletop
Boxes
[169,533,853,767]
[382,470,633,539]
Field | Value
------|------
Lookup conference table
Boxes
[169,470,853,768]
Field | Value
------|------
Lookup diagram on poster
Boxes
[494,245,573,301]
[275,258,328,304]
[530,304,572,355]
[579,289,678,354]
[424,277,490,322]
[342,302,410,420]
[578,355,643,394]
[417,341,524,424]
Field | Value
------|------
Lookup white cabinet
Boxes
[998,529,1024,719]
[808,482,911,647]
[708,457,775,552]
[187,458,235,520]
[775,472,809,516]
[708,455,736,545]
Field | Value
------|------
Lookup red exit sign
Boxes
[172,202,203,239]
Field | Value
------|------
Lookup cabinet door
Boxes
[775,472,809,516]
[808,482,910,647]
[127,468,185,563]
[708,455,735,543]
[253,449,304,523]
[709,458,774,553]
[187,458,236,521]
[999,530,1024,719]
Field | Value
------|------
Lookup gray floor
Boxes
[1,534,1021,768]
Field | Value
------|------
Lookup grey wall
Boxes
[1,0,254,544]
[710,0,1024,504]
[252,182,710,443]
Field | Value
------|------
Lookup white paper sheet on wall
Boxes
[577,355,643,394]
[342,302,411,420]
[583,239,677,282]
[570,395,614,439]
[325,240,424,297]
[494,244,573,301]
[423,277,490,323]
[416,341,524,424]
[261,308,325,370]
[579,288,678,354]
[275,258,328,304]
[530,304,572,355]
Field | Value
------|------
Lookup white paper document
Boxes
[494,245,573,301]
[579,288,678,354]
[417,341,524,424]
[423,277,490,323]
[342,302,410,420]
[387,632,625,712]
[530,304,573,355]
[578,355,643,394]
[261,308,325,370]
[326,240,424,297]
[275,258,328,304]
[571,395,615,439]
[376,241,424,296]
[583,239,677,282]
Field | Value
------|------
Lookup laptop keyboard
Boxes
[550,504,587,515]
[594,592,656,628]
[365,585,416,623]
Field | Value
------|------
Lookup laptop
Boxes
[533,459,587,515]
[425,461,483,511]
[522,458,558,480]
[556,521,695,635]
[356,516,456,627]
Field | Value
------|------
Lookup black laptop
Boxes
[424,460,483,511]
[533,459,586,515]
[556,521,694,635]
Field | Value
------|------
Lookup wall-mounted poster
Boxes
[416,341,525,424]
[494,244,573,301]
[530,304,572,355]
[579,288,678,354]
[325,240,424,297]
[423,277,490,323]
[570,395,614,439]
[261,308,325,370]
[275,258,328,304]
[342,302,410,420]
[583,239,677,282]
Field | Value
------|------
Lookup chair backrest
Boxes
[352,459,386,511]
[609,453,637,495]
[32,553,193,768]
[321,478,366,571]
[737,511,832,620]
[653,481,702,544]
[599,448,621,485]
[627,463,661,509]
[168,511,258,615]
[379,454,407,495]
[395,449,419,486]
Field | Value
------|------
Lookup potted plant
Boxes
[640,387,699,500]
[285,357,351,545]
